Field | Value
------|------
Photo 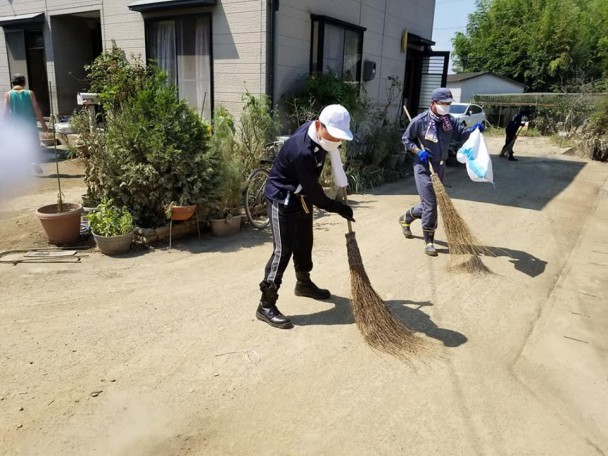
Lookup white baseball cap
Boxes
[318,104,353,141]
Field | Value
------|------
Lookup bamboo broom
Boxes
[341,189,426,362]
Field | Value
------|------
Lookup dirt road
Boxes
[1,136,607,455]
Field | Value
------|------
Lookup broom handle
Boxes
[340,187,354,233]
[403,105,437,176]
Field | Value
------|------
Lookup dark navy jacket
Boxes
[265,121,336,210]
[402,111,470,165]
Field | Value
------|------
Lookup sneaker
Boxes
[424,243,438,257]
[31,163,43,174]
[508,156,518,161]
[398,215,413,239]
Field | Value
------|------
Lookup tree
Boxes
[452,0,608,92]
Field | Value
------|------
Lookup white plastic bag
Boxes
[456,129,494,184]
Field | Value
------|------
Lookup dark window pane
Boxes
[449,104,467,114]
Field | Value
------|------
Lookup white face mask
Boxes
[318,135,342,152]
[435,104,450,116]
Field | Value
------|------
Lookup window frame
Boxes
[144,11,214,118]
[309,14,365,83]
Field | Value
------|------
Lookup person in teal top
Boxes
[3,74,48,173]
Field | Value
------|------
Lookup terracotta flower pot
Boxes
[170,205,197,221]
[210,215,242,237]
[35,203,83,245]
[92,231,133,255]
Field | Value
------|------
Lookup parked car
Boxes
[449,103,487,127]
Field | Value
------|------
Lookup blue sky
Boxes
[432,0,478,73]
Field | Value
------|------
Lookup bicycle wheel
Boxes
[245,168,270,229]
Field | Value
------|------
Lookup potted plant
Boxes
[209,105,246,237]
[209,163,244,237]
[164,201,197,222]
[35,116,84,245]
[86,199,134,255]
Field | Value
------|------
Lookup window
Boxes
[310,15,364,82]
[469,104,482,114]
[449,104,468,114]
[146,14,212,118]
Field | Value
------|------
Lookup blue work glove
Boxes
[417,149,430,164]
[470,122,485,133]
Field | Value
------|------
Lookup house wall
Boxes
[448,74,525,103]
[1,0,435,121]
[0,32,9,94]
[135,1,268,117]
[211,0,268,110]
[274,0,435,122]
[0,0,268,117]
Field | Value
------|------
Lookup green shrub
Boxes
[85,44,154,114]
[209,105,243,217]
[534,96,595,136]
[578,96,608,161]
[74,49,224,228]
[235,90,280,176]
[282,72,368,132]
[87,199,133,236]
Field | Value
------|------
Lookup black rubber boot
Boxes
[256,284,293,329]
[423,229,438,257]
[294,272,331,300]
[398,214,414,239]
[399,209,416,239]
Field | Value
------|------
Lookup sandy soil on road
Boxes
[1,136,607,455]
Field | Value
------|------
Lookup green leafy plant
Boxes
[85,43,154,114]
[207,105,243,219]
[235,90,280,176]
[86,199,134,236]
[73,48,224,227]
[282,72,368,132]
[577,95,608,161]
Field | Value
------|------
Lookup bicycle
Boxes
[243,140,285,229]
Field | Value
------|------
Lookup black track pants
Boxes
[261,198,313,291]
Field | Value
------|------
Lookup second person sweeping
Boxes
[399,87,484,257]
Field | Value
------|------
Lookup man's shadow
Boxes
[291,296,467,347]
[432,239,547,278]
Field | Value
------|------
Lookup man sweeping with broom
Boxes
[256,105,355,329]
[399,88,484,257]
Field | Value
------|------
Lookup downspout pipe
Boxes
[268,0,278,107]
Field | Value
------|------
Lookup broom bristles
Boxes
[431,174,492,273]
[346,232,426,362]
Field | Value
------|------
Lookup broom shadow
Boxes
[290,297,467,348]
[432,239,547,278]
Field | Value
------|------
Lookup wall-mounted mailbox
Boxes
[363,60,376,81]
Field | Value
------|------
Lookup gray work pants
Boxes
[408,161,445,241]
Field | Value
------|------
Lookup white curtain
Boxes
[323,24,344,77]
[148,20,176,86]
[343,30,360,81]
[177,16,211,118]
[195,16,211,119]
